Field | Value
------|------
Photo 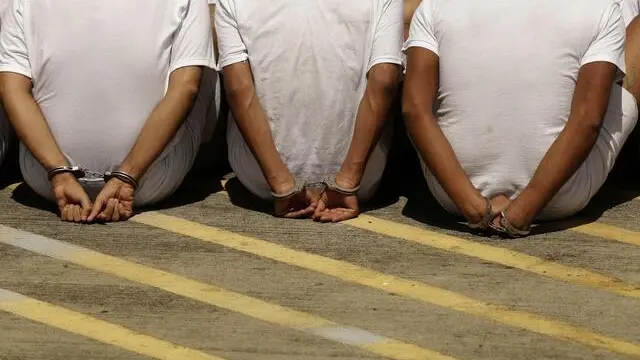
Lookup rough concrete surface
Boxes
[0,167,639,360]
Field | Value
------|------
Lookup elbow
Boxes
[402,96,423,127]
[369,64,400,97]
[224,78,254,105]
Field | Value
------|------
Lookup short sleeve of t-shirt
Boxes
[215,0,248,69]
[0,0,31,78]
[170,0,217,73]
[581,1,626,74]
[622,0,640,26]
[402,0,438,56]
[368,0,404,71]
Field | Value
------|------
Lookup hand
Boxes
[87,178,135,222]
[489,194,512,228]
[52,173,93,223]
[312,188,360,223]
[489,196,532,237]
[274,187,319,218]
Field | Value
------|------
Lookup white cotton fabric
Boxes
[405,0,638,220]
[622,0,640,25]
[0,0,11,168]
[0,0,217,205]
[216,0,404,200]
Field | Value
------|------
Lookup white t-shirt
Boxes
[405,0,627,218]
[622,0,640,25]
[216,0,403,199]
[0,0,215,174]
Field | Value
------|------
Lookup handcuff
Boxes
[270,174,361,200]
[489,210,531,238]
[47,166,139,190]
[467,197,531,237]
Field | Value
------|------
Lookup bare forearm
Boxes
[229,86,292,191]
[511,120,601,220]
[0,76,67,169]
[405,112,485,215]
[119,84,199,179]
[338,65,400,186]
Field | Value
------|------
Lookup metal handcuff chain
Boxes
[46,166,139,190]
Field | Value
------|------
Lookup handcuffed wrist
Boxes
[104,170,140,190]
[47,166,84,182]
[271,176,305,200]
[323,174,360,195]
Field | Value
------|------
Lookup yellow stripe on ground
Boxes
[0,288,223,360]
[346,215,640,299]
[571,222,640,247]
[132,212,640,358]
[0,225,454,360]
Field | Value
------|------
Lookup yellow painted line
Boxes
[0,225,455,360]
[1,182,20,194]
[345,215,640,299]
[0,288,223,360]
[571,222,640,247]
[132,212,640,358]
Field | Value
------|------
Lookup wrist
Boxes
[459,193,488,223]
[117,163,143,182]
[50,172,77,188]
[335,170,362,190]
[505,189,541,228]
[337,162,365,189]
[266,170,295,195]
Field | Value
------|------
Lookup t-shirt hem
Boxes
[402,40,439,56]
[169,58,217,73]
[0,65,32,79]
[367,56,404,72]
[580,55,625,74]
[218,54,249,70]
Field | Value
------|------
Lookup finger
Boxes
[72,205,82,223]
[99,199,117,222]
[80,195,92,222]
[283,205,315,219]
[318,208,341,223]
[331,209,358,223]
[111,201,121,222]
[60,205,70,221]
[88,195,107,222]
[312,199,327,221]
[117,202,133,221]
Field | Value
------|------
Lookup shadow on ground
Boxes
[399,141,640,237]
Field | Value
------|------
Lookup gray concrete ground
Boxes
[0,163,639,360]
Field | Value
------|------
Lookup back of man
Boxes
[12,0,205,171]
[0,0,216,207]
[408,0,637,219]
[220,0,396,199]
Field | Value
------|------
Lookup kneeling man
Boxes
[403,0,638,236]
[0,0,217,222]
[216,0,403,221]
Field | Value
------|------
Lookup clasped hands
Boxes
[464,194,532,238]
[272,176,360,223]
[51,173,135,223]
